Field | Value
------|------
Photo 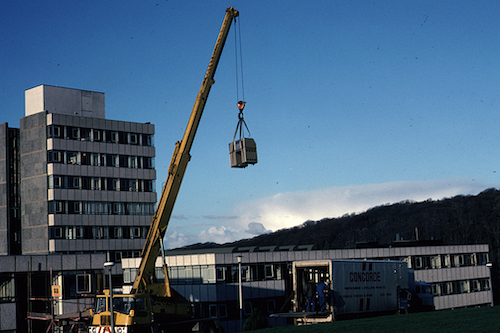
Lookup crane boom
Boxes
[131,7,239,295]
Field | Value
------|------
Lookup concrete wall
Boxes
[0,303,16,331]
[20,112,49,254]
[25,85,105,119]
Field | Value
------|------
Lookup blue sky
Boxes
[1,1,499,248]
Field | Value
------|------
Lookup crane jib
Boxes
[130,7,239,296]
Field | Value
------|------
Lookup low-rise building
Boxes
[122,243,492,333]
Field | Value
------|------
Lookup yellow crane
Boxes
[89,7,239,333]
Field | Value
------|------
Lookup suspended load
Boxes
[229,101,257,168]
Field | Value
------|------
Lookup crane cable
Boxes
[234,16,245,104]
[232,17,252,141]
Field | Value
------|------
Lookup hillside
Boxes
[181,188,500,301]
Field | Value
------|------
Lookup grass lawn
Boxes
[246,306,500,333]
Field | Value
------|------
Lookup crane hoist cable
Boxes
[232,17,252,142]
[229,15,257,168]
[234,15,245,103]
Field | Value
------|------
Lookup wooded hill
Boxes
[181,188,500,302]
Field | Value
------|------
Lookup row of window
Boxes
[47,125,154,146]
[50,226,149,240]
[125,263,287,286]
[410,253,490,270]
[431,278,491,296]
[216,263,284,283]
[47,150,154,169]
[48,175,155,192]
[48,200,155,215]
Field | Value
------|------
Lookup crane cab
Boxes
[90,291,153,331]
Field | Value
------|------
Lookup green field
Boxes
[246,307,500,333]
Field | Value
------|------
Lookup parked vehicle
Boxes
[288,259,434,324]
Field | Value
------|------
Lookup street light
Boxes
[237,255,243,332]
[104,262,115,332]
[487,263,494,306]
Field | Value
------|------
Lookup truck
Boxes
[89,7,240,333]
[402,269,435,313]
[288,259,433,324]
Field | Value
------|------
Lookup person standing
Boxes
[316,278,328,312]
[305,280,315,312]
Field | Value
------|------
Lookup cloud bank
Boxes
[166,179,489,249]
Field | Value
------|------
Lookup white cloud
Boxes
[245,222,271,235]
[165,179,489,249]
[165,230,190,249]
[232,179,488,233]
[197,226,239,244]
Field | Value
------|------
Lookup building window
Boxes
[81,152,91,165]
[130,133,138,145]
[95,227,105,239]
[92,129,102,142]
[118,132,128,144]
[55,201,65,214]
[243,302,253,316]
[92,178,101,190]
[51,227,64,239]
[265,264,275,279]
[130,180,138,192]
[69,176,80,189]
[267,299,276,314]
[66,227,74,240]
[69,201,82,214]
[80,128,91,141]
[48,125,63,138]
[132,227,141,238]
[119,155,128,168]
[218,304,228,318]
[48,151,63,163]
[66,151,79,165]
[0,274,15,303]
[107,178,119,191]
[77,273,92,294]
[241,266,250,282]
[144,180,154,192]
[66,127,80,140]
[113,203,124,215]
[105,131,118,143]
[130,156,138,168]
[142,134,153,147]
[216,267,226,282]
[209,304,217,318]
[114,227,122,239]
[143,157,154,169]
[106,154,118,167]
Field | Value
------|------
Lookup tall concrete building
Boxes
[1,85,156,261]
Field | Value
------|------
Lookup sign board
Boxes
[51,285,61,298]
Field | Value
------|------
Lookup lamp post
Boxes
[487,263,494,306]
[104,262,115,332]
[237,255,243,332]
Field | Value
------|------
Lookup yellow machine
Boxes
[89,7,239,333]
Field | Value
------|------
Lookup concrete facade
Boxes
[0,85,158,332]
[0,253,107,332]
[0,85,158,260]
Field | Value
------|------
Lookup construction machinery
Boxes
[89,7,239,333]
